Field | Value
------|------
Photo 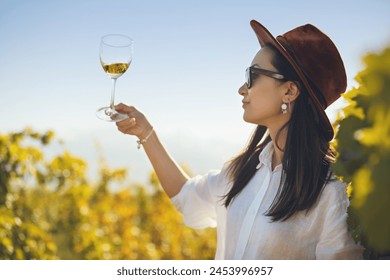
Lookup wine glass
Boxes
[96,34,133,122]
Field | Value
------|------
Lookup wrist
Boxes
[139,125,153,139]
[137,126,154,149]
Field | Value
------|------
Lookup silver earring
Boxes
[281,103,288,114]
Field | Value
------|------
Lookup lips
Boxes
[242,100,249,108]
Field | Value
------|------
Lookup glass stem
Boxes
[110,78,117,110]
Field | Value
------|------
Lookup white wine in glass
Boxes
[97,34,133,122]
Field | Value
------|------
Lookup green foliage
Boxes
[334,46,390,257]
[0,128,57,259]
[0,128,216,259]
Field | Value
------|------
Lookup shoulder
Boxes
[318,177,349,210]
[183,161,232,196]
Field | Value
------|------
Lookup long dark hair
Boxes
[224,44,335,221]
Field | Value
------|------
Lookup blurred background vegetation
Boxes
[1,44,389,260]
[333,44,390,259]
[0,128,216,259]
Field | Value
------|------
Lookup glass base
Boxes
[96,106,128,122]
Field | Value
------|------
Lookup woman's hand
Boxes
[115,103,153,139]
[114,102,188,197]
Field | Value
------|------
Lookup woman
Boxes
[115,20,363,259]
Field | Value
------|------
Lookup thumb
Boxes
[115,103,132,114]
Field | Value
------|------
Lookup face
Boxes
[239,48,288,126]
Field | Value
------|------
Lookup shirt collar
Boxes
[256,141,282,172]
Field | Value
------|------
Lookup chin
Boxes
[243,114,258,125]
[243,113,268,126]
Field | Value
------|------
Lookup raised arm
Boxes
[115,103,189,198]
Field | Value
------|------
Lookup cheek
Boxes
[246,100,279,121]
[244,84,281,122]
[250,83,279,107]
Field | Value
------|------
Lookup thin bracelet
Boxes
[136,127,154,149]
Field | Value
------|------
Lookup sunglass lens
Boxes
[245,68,251,88]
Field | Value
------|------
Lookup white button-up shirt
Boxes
[171,141,363,259]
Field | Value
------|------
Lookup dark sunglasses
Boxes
[245,66,285,89]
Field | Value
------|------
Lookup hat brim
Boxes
[250,20,334,141]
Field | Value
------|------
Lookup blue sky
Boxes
[1,0,390,186]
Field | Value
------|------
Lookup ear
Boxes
[282,81,300,103]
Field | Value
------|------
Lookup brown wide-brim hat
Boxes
[250,20,347,141]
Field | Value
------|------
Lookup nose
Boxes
[238,83,248,96]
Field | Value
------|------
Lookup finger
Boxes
[114,102,127,110]
[117,124,135,135]
[116,120,133,131]
[116,118,135,133]
[116,117,136,128]
[114,103,129,114]
[115,103,135,114]
[118,126,132,135]
[124,126,135,134]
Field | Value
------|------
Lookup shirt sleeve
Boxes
[170,166,228,230]
[316,181,365,259]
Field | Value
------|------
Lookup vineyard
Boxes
[0,129,216,259]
